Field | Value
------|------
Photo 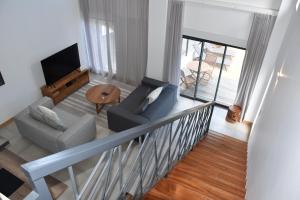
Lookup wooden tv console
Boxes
[41,69,89,104]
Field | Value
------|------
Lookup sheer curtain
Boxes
[80,0,149,85]
[234,13,276,120]
[163,0,185,85]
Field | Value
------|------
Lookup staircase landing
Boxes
[144,132,247,200]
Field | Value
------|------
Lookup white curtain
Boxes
[163,0,185,85]
[80,0,149,85]
[234,13,276,120]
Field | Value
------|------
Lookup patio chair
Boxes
[180,69,195,88]
[204,52,217,67]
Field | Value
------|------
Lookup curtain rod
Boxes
[185,0,279,16]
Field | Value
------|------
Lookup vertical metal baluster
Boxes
[107,141,135,198]
[195,110,203,142]
[177,118,184,160]
[181,113,194,155]
[168,123,173,171]
[189,111,201,148]
[177,116,189,158]
[154,130,159,180]
[192,110,201,146]
[170,117,186,161]
[30,178,52,200]
[189,112,200,148]
[103,149,114,200]
[68,166,79,200]
[185,113,197,150]
[138,136,144,196]
[118,145,123,191]
[121,134,150,195]
[206,104,214,133]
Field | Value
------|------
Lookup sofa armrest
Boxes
[57,114,96,150]
[31,96,54,109]
[107,106,149,132]
[14,110,64,153]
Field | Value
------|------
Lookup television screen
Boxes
[41,43,80,86]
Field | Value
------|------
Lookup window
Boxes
[180,36,245,106]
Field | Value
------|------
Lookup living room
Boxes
[1,0,300,199]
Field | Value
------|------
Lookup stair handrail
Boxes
[22,101,214,200]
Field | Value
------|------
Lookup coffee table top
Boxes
[86,84,121,105]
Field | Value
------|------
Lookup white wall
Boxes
[146,0,169,80]
[183,2,253,48]
[246,0,300,199]
[0,0,85,124]
[244,0,294,121]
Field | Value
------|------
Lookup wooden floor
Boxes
[144,132,247,200]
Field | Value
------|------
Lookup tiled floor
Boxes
[210,106,250,142]
[171,96,250,142]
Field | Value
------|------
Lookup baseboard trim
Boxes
[0,118,13,129]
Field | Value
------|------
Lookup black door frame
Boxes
[180,35,246,108]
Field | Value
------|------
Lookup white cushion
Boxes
[38,106,66,131]
[147,86,164,104]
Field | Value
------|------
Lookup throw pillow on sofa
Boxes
[147,86,164,104]
[37,106,66,131]
[29,105,44,122]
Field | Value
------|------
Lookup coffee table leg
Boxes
[96,104,105,114]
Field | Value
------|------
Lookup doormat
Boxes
[0,168,24,197]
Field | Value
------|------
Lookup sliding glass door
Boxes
[180,36,245,106]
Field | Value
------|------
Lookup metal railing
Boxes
[22,102,214,200]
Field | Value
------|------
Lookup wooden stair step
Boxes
[195,145,246,165]
[144,178,217,200]
[181,158,246,183]
[173,161,246,190]
[188,151,246,171]
[168,169,245,198]
[203,136,247,152]
[199,139,248,157]
[208,133,247,146]
[168,173,245,200]
[183,156,246,181]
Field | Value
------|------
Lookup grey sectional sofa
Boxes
[107,77,178,132]
[14,97,96,153]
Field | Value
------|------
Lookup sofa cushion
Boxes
[147,86,164,104]
[134,98,150,114]
[52,107,81,128]
[38,106,66,131]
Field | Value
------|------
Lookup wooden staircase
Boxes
[144,132,247,200]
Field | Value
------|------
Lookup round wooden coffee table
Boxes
[86,84,121,114]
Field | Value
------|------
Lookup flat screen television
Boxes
[41,43,80,86]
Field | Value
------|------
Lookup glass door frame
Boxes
[180,35,246,108]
